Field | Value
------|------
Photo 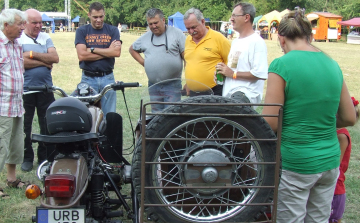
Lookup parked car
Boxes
[121,24,129,32]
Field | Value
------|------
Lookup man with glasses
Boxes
[75,2,121,116]
[129,8,185,112]
[19,8,59,172]
[215,2,268,106]
[183,8,230,96]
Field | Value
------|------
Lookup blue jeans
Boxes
[81,72,116,116]
[148,80,181,113]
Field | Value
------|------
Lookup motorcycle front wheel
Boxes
[132,95,277,223]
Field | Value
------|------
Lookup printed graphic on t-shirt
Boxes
[85,34,111,46]
[229,51,241,68]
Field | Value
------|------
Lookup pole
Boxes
[4,0,9,9]
[68,0,71,31]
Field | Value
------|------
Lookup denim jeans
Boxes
[81,72,116,116]
[148,79,182,113]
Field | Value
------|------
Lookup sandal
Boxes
[0,187,9,199]
[7,178,30,189]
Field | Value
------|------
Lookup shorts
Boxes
[0,116,24,172]
[329,193,346,222]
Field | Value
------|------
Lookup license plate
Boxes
[37,207,85,223]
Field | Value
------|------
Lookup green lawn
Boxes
[0,32,359,222]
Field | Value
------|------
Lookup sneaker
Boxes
[21,161,33,172]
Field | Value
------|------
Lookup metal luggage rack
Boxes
[139,101,283,223]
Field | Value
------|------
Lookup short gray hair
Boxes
[234,2,256,23]
[0,9,26,31]
[146,8,164,20]
[184,8,204,22]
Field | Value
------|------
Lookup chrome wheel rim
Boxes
[151,117,264,222]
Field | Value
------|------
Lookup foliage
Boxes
[0,0,359,26]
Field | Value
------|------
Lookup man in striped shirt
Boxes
[0,9,27,193]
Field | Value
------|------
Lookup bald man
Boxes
[19,9,59,172]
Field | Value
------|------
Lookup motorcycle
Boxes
[25,79,279,223]
[25,81,140,223]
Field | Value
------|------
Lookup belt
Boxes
[83,70,112,77]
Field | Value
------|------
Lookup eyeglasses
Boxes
[231,14,247,18]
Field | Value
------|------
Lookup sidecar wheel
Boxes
[132,95,277,223]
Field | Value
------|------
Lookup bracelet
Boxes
[30,51,33,59]
[233,72,237,79]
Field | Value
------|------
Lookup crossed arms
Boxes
[76,40,121,62]
[23,47,59,69]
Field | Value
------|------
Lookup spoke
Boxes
[168,195,196,204]
[158,166,181,183]
[213,194,239,204]
[175,129,201,148]
[194,197,214,217]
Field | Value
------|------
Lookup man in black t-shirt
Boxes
[75,2,121,116]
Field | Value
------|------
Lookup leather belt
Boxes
[83,70,112,77]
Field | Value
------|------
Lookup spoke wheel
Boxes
[132,96,276,223]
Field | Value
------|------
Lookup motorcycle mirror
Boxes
[25,184,42,199]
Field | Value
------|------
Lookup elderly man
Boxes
[0,9,27,195]
[216,2,268,105]
[129,8,185,112]
[19,9,59,172]
[75,2,121,116]
[183,8,230,96]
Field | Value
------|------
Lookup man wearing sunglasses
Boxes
[19,8,59,172]
[215,2,268,107]
[129,8,186,113]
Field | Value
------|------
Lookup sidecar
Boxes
[133,78,283,223]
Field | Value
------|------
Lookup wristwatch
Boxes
[90,47,95,53]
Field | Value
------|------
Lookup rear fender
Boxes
[46,156,88,206]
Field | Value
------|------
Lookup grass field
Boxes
[0,32,359,222]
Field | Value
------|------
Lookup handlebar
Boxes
[25,81,141,103]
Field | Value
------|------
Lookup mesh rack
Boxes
[139,101,283,223]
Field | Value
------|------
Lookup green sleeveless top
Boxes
[269,51,342,174]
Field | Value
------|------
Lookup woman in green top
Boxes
[262,7,356,223]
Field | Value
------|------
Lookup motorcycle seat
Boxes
[32,132,100,144]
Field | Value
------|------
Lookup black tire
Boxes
[132,95,276,223]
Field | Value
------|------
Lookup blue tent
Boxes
[41,13,54,22]
[41,13,55,33]
[72,15,80,23]
[168,12,187,32]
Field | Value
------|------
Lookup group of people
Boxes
[129,3,266,112]
[0,2,358,223]
[0,2,121,196]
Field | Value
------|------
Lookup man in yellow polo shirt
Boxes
[183,8,230,95]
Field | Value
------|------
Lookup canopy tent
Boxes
[41,13,55,33]
[258,10,281,26]
[253,15,263,30]
[72,15,80,23]
[338,18,360,27]
[258,10,282,39]
[41,13,54,22]
[168,12,187,32]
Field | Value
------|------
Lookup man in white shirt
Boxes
[215,2,268,106]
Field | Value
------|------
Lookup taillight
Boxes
[45,174,76,197]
